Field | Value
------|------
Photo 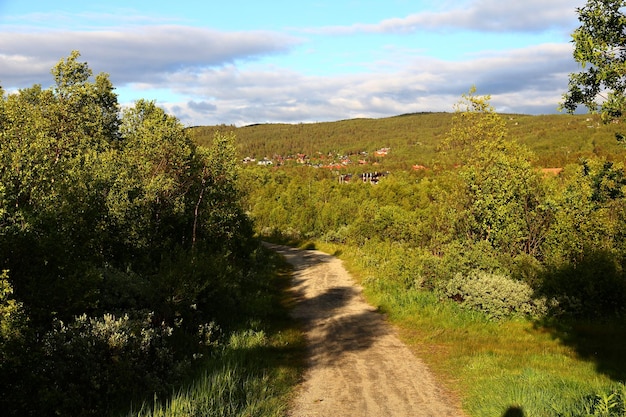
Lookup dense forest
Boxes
[0,52,300,417]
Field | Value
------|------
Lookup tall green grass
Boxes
[317,242,626,417]
[128,329,303,417]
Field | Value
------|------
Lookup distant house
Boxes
[257,158,273,166]
[339,172,388,184]
[242,156,256,164]
[362,171,387,184]
[374,147,390,157]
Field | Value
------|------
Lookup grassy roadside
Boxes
[125,249,306,417]
[316,241,626,417]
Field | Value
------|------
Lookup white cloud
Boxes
[149,42,578,126]
[0,25,301,87]
[0,3,583,126]
[305,0,584,34]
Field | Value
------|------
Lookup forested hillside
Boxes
[190,110,626,170]
[0,52,298,417]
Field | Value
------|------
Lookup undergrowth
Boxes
[124,250,305,417]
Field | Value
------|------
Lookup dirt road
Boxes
[267,244,466,417]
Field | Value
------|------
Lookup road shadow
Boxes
[269,243,392,367]
[297,285,391,367]
[312,309,391,365]
[296,274,386,360]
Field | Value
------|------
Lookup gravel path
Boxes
[267,244,466,417]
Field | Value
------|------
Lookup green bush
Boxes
[36,312,183,417]
[556,382,626,417]
[441,270,547,320]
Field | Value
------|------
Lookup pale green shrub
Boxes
[442,270,547,319]
[39,312,182,416]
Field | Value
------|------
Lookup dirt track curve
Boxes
[266,244,466,417]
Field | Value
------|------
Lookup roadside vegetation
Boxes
[0,52,304,417]
[238,88,626,416]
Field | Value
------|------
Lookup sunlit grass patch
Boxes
[129,327,304,417]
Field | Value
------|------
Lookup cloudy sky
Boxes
[0,0,585,126]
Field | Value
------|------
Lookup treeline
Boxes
[245,89,626,320]
[0,52,271,416]
[191,111,626,171]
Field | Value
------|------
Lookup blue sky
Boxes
[0,0,585,126]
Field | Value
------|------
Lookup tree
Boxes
[562,0,626,123]
[441,86,507,160]
[0,52,121,323]
[0,52,268,416]
[444,88,550,257]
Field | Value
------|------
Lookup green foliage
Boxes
[540,250,626,318]
[551,382,626,417]
[542,159,626,268]
[244,89,626,324]
[0,52,270,417]
[0,270,26,342]
[441,270,547,320]
[128,331,297,417]
[37,313,180,417]
[126,251,304,417]
[444,88,551,258]
[440,86,507,161]
[562,0,626,123]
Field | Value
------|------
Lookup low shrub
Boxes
[558,382,626,417]
[35,312,185,417]
[441,270,547,320]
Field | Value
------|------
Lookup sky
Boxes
[0,0,587,126]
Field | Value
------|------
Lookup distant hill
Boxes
[188,112,626,169]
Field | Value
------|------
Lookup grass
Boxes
[124,251,306,417]
[128,328,303,417]
[316,241,626,417]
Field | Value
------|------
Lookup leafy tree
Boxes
[105,99,197,268]
[562,0,626,123]
[0,52,265,416]
[0,52,121,323]
[443,88,550,258]
[440,86,507,162]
